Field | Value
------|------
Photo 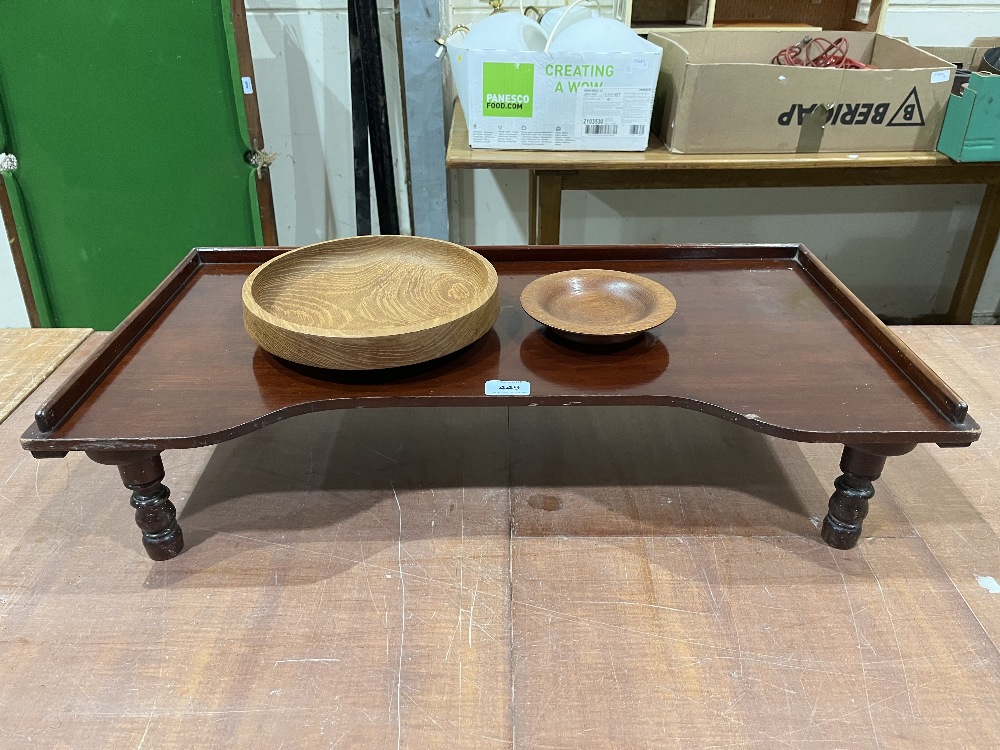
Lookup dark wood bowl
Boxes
[243,236,499,369]
[520,269,676,345]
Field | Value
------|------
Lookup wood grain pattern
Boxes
[561,168,1000,189]
[22,245,979,453]
[535,173,563,245]
[845,0,886,32]
[0,355,513,747]
[624,0,887,33]
[798,249,970,424]
[629,0,688,25]
[877,326,1000,649]
[512,536,1000,749]
[3,327,1000,746]
[0,328,90,424]
[713,0,861,29]
[948,182,1000,324]
[507,328,1000,746]
[242,236,499,370]
[509,406,917,540]
[446,106,992,172]
[520,269,676,344]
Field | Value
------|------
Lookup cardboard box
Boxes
[937,71,1000,162]
[449,42,662,151]
[649,30,956,153]
[919,38,1000,72]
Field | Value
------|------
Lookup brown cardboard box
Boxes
[919,37,1000,72]
[650,30,956,153]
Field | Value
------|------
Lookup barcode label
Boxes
[629,124,646,135]
[584,123,618,135]
[485,380,530,396]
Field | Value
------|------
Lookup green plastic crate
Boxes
[937,73,1000,163]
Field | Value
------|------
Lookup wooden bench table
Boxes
[446,107,1000,325]
[20,244,980,561]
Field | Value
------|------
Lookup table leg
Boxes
[821,443,915,550]
[87,451,184,560]
[947,181,1000,324]
[537,173,563,245]
[528,169,538,245]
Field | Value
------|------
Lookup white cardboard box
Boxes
[449,42,662,151]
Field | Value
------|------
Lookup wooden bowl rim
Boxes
[520,268,677,336]
[242,236,499,339]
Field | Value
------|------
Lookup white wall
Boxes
[887,0,1000,46]
[883,3,1000,319]
[1,2,997,325]
[447,2,1000,322]
[0,221,30,327]
[247,0,412,244]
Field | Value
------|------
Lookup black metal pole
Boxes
[347,0,372,235]
[349,0,400,235]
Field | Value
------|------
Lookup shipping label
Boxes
[576,88,652,138]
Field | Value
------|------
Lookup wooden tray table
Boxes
[21,245,981,560]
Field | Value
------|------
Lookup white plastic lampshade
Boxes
[446,37,471,112]
[547,17,648,53]
[539,5,598,37]
[462,12,547,52]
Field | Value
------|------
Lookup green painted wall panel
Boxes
[0,1,262,329]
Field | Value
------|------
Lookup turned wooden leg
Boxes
[87,451,184,560]
[821,444,914,550]
[123,459,184,560]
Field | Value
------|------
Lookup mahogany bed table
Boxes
[20,244,980,560]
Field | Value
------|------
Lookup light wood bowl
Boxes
[243,236,499,370]
[520,269,676,345]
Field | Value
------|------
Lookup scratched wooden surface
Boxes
[510,325,1000,749]
[0,335,512,749]
[1,327,999,748]
[879,326,1000,650]
[0,328,90,424]
[512,536,1000,749]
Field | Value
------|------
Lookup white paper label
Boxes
[577,88,652,138]
[930,70,951,84]
[485,379,530,396]
[241,76,254,94]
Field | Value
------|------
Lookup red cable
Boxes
[772,37,873,70]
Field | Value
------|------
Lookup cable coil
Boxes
[772,37,873,70]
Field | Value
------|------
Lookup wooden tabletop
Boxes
[445,105,959,171]
[21,245,978,452]
[2,325,1000,747]
[0,328,90,424]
